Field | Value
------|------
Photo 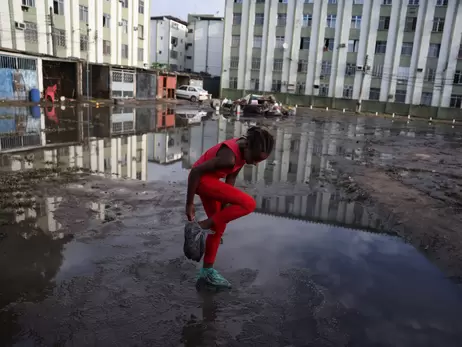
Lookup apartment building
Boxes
[1,0,149,67]
[150,16,187,71]
[223,0,462,109]
[185,15,224,76]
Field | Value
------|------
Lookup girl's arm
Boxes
[225,167,242,187]
[186,146,236,220]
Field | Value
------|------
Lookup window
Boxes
[256,0,265,3]
[79,5,88,23]
[432,17,445,32]
[379,16,390,30]
[121,44,129,59]
[459,44,462,59]
[450,95,462,108]
[122,19,128,34]
[53,0,64,15]
[279,0,288,3]
[234,0,243,3]
[53,28,66,47]
[251,57,261,70]
[273,59,283,71]
[232,35,240,47]
[345,63,356,76]
[321,60,332,75]
[103,13,111,28]
[405,17,417,31]
[454,71,462,84]
[233,13,241,25]
[372,64,383,78]
[230,56,239,68]
[253,36,262,48]
[375,41,387,54]
[324,38,334,51]
[277,13,287,26]
[298,59,308,73]
[305,0,314,3]
[138,25,144,39]
[22,0,35,6]
[401,42,413,55]
[275,36,285,48]
[343,85,353,99]
[186,55,192,60]
[272,80,281,92]
[302,14,312,27]
[328,0,337,3]
[103,40,111,55]
[139,0,144,13]
[421,92,432,106]
[326,14,337,28]
[251,78,259,90]
[120,0,128,8]
[297,82,306,94]
[428,43,440,57]
[436,0,448,5]
[137,48,144,61]
[351,16,362,29]
[408,0,419,5]
[395,89,407,103]
[300,37,310,49]
[348,40,359,53]
[425,68,436,82]
[369,88,380,100]
[383,0,392,4]
[170,50,178,59]
[80,35,88,51]
[319,84,329,96]
[255,13,264,25]
[397,66,410,83]
[24,22,38,43]
[354,0,364,3]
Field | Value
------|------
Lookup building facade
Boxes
[1,0,150,67]
[222,0,462,109]
[185,15,224,76]
[150,16,187,71]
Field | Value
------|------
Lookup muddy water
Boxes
[1,105,462,346]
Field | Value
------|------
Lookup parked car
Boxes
[175,85,210,102]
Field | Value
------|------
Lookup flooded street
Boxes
[1,105,462,346]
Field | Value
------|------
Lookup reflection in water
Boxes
[1,105,462,345]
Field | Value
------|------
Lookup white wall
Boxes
[186,19,224,76]
[150,17,187,70]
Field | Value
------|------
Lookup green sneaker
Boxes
[196,268,232,290]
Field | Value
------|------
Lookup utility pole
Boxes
[356,54,368,113]
[49,6,57,56]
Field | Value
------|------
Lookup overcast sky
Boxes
[151,0,226,21]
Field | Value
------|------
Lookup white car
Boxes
[175,85,209,102]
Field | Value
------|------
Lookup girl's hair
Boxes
[246,126,275,154]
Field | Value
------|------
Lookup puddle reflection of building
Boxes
[0,106,42,151]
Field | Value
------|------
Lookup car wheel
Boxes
[190,96,197,102]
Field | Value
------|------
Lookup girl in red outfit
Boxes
[185,126,274,289]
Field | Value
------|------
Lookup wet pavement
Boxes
[1,105,462,346]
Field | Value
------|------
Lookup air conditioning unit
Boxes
[118,22,124,26]
[133,27,138,31]
[417,68,423,72]
[356,65,363,71]
[338,43,346,48]
[15,22,25,30]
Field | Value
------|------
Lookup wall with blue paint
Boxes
[0,54,39,101]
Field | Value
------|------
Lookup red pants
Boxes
[196,175,256,264]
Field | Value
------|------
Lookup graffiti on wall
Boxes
[0,54,39,101]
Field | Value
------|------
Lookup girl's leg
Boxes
[199,196,225,267]
[196,176,256,231]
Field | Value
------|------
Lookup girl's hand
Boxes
[185,203,196,221]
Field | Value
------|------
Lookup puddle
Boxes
[1,105,462,345]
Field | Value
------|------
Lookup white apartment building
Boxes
[223,0,462,109]
[150,16,187,71]
[0,0,150,67]
[185,15,224,76]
